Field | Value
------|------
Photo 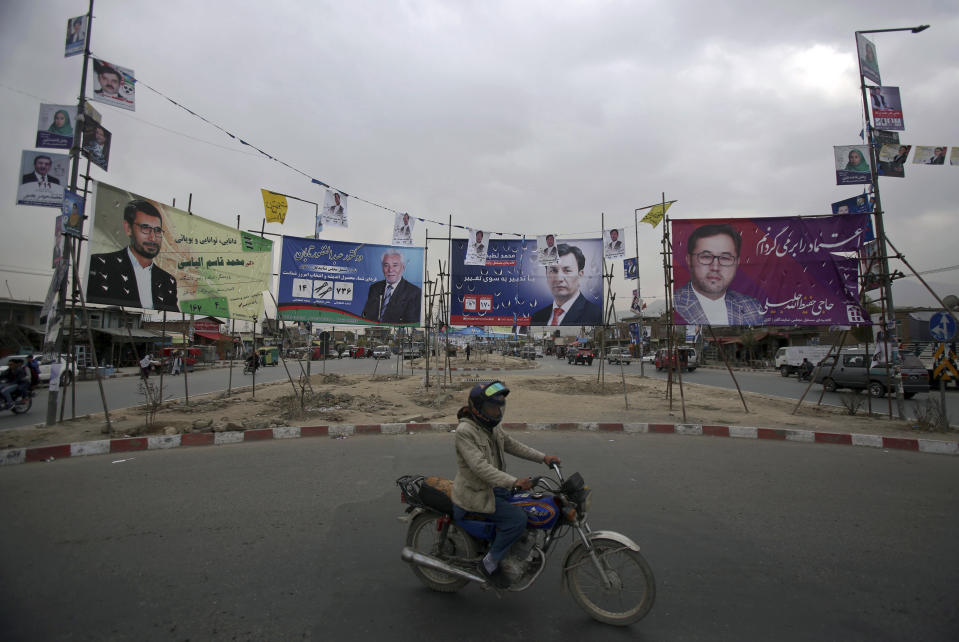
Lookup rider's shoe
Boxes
[477,560,510,589]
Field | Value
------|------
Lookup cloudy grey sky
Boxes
[1,0,957,322]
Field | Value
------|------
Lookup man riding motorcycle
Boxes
[0,358,29,410]
[451,380,561,588]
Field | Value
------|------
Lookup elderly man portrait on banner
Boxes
[531,243,601,326]
[362,250,422,324]
[88,199,179,312]
[673,223,764,326]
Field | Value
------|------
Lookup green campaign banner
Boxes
[86,181,273,320]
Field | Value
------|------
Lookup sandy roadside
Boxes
[2,356,954,451]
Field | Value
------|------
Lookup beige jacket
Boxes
[451,413,546,514]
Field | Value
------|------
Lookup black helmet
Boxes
[468,380,509,428]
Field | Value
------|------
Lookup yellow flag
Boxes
[640,201,672,228]
[261,189,288,223]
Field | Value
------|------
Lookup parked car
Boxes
[641,353,655,363]
[567,347,595,366]
[654,347,697,372]
[372,345,391,359]
[606,347,631,365]
[813,352,928,398]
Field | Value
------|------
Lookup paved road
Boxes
[1,431,956,640]
[3,355,955,431]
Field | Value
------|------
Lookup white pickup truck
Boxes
[774,346,833,377]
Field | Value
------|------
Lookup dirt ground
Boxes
[2,356,955,451]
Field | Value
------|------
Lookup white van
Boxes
[774,346,832,377]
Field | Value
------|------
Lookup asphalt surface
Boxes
[1,431,956,640]
[5,355,956,431]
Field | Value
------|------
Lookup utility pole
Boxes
[47,0,94,426]
[854,25,929,418]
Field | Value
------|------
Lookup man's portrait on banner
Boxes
[16,150,68,208]
[673,223,763,326]
[91,59,135,111]
[322,189,348,227]
[393,212,414,245]
[465,228,489,266]
[537,233,559,265]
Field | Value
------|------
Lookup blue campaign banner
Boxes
[623,257,638,280]
[277,237,424,326]
[450,237,603,326]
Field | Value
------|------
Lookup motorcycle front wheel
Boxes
[406,512,477,592]
[11,396,32,414]
[565,537,656,626]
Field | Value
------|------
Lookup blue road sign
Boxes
[929,312,956,342]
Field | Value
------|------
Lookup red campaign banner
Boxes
[869,86,904,131]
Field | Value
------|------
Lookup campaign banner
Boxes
[834,145,873,185]
[321,189,348,227]
[830,195,875,241]
[535,234,559,265]
[64,15,87,57]
[604,228,625,259]
[857,34,880,85]
[913,146,947,165]
[36,104,77,149]
[450,238,603,327]
[277,237,424,326]
[86,182,272,319]
[465,229,490,266]
[869,86,904,130]
[91,59,135,111]
[392,212,414,246]
[860,240,882,293]
[671,216,870,327]
[61,190,85,237]
[831,193,872,215]
[624,257,638,280]
[877,144,910,178]
[81,120,112,171]
[16,150,68,208]
[630,289,642,314]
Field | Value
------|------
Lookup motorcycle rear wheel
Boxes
[406,513,477,592]
[566,537,656,626]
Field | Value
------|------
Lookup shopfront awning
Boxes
[93,327,168,341]
[194,331,239,342]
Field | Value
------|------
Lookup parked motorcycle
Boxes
[397,464,655,626]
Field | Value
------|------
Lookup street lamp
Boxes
[854,24,929,416]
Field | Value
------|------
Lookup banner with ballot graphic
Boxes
[277,237,424,326]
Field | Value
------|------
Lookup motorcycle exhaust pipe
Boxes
[401,547,487,584]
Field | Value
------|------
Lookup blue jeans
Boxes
[1,383,19,406]
[454,487,528,562]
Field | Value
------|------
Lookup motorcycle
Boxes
[2,387,34,414]
[397,464,656,626]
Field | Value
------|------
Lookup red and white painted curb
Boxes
[1,422,956,466]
